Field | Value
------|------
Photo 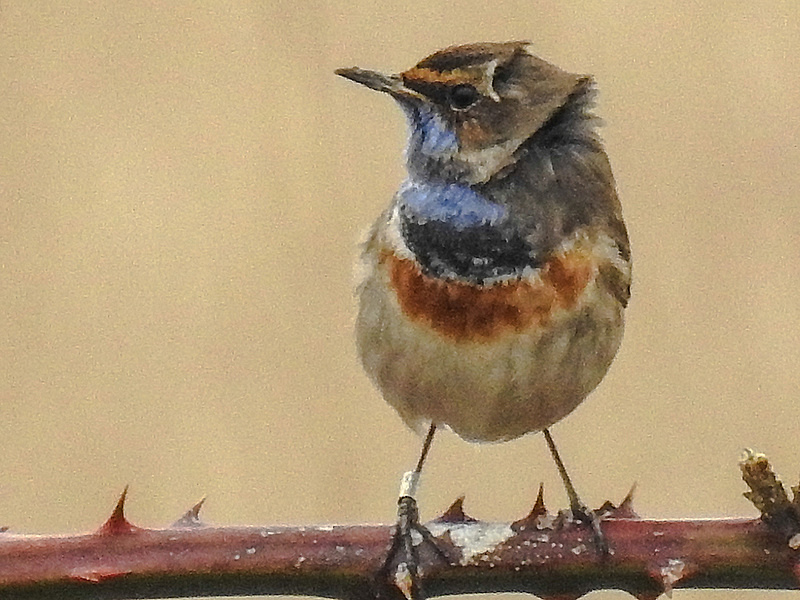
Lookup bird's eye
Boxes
[448,84,479,110]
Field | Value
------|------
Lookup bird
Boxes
[336,41,631,593]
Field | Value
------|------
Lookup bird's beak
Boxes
[335,67,418,100]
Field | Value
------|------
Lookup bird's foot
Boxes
[380,495,450,600]
[569,502,609,557]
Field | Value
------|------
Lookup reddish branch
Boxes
[1,451,799,599]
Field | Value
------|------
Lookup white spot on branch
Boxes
[428,521,514,565]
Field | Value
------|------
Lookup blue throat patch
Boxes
[395,103,529,282]
[398,180,507,229]
[410,104,458,156]
[398,180,531,283]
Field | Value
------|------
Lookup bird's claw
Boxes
[570,503,609,557]
[380,496,450,600]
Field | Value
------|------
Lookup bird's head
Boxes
[337,42,592,184]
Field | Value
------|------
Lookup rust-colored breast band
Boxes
[385,249,594,343]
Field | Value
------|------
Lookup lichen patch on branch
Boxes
[427,521,515,565]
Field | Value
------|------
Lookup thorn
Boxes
[435,496,477,523]
[532,482,546,516]
[512,483,551,531]
[613,483,639,519]
[595,500,617,518]
[172,497,207,528]
[96,486,138,535]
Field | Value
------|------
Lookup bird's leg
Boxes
[543,428,608,556]
[381,423,448,600]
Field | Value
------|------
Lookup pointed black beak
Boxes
[335,67,408,96]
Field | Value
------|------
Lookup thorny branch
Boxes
[1,450,799,599]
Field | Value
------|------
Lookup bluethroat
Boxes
[337,41,631,588]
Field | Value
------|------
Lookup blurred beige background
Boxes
[1,2,799,599]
